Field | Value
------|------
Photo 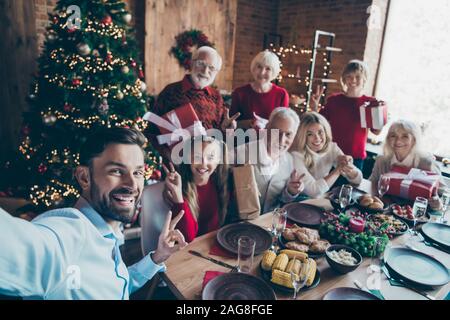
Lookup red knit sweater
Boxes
[230,83,289,120]
[171,180,220,243]
[320,93,377,160]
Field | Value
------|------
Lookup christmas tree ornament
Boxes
[98,99,109,115]
[92,49,100,57]
[140,81,147,92]
[121,65,130,74]
[77,43,91,56]
[101,15,112,25]
[138,67,144,79]
[123,13,132,24]
[150,169,161,180]
[116,91,124,100]
[72,78,81,86]
[131,60,137,68]
[38,164,48,174]
[63,103,73,112]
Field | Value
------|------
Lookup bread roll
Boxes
[360,197,374,207]
[369,202,383,210]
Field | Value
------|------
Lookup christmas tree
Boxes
[2,0,160,212]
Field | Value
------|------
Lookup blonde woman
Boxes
[291,112,362,198]
[369,120,445,209]
[231,50,289,129]
[163,136,230,243]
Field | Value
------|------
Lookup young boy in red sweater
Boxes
[311,60,384,172]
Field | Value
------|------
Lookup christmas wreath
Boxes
[170,29,214,70]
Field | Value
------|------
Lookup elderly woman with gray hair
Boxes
[230,50,289,130]
[369,119,445,210]
[233,107,305,213]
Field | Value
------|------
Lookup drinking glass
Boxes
[237,236,256,273]
[367,238,391,291]
[339,184,353,213]
[378,175,391,198]
[370,237,389,272]
[407,197,428,245]
[440,188,450,223]
[290,258,310,300]
[271,208,287,250]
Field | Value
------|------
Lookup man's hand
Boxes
[152,210,187,264]
[221,109,240,131]
[287,169,305,196]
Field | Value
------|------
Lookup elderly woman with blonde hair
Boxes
[230,50,289,130]
[369,120,445,210]
[291,112,362,198]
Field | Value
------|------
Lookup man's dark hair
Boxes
[79,127,147,167]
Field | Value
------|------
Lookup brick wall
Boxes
[232,0,279,90]
[276,0,375,98]
[34,0,380,96]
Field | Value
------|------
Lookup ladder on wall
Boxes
[306,30,342,108]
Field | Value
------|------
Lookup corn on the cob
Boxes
[285,258,301,275]
[272,253,289,271]
[300,258,317,287]
[279,249,308,261]
[271,269,295,288]
[261,250,277,271]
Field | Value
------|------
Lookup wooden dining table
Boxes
[163,179,450,300]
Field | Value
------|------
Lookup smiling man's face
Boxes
[84,143,145,223]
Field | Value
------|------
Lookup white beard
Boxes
[191,74,214,89]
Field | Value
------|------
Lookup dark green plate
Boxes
[421,222,450,250]
[385,247,449,287]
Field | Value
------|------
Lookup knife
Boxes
[188,250,237,270]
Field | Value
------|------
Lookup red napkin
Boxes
[209,240,237,258]
[202,271,225,289]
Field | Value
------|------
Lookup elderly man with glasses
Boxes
[145,46,239,162]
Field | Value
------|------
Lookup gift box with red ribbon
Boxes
[384,165,440,201]
[359,100,387,130]
[143,103,206,147]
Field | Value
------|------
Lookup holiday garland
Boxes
[170,29,214,70]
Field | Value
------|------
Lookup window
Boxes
[375,0,450,158]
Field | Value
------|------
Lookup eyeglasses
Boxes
[193,60,218,73]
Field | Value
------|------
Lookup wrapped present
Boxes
[232,165,261,220]
[359,100,387,130]
[384,165,440,201]
[143,103,206,146]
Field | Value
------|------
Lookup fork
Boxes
[381,263,436,300]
